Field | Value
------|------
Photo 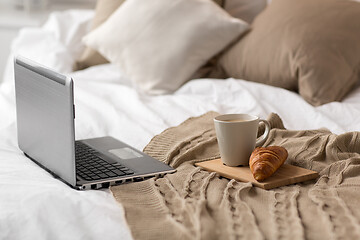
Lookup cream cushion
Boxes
[83,0,248,94]
[75,0,225,71]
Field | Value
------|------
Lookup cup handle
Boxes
[255,119,270,147]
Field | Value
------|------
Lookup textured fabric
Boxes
[111,111,360,239]
[83,0,248,95]
[74,0,125,70]
[219,0,360,106]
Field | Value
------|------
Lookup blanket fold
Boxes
[111,112,360,240]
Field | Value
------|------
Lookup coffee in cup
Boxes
[214,114,270,167]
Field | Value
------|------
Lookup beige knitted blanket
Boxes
[111,112,360,240]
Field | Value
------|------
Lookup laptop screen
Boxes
[14,56,77,186]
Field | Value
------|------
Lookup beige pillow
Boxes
[83,0,248,95]
[224,0,267,23]
[74,0,125,70]
[220,0,360,106]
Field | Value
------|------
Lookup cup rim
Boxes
[214,113,259,123]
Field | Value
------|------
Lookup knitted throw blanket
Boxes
[110,112,360,240]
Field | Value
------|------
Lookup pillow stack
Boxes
[77,0,268,95]
[76,0,265,71]
[78,0,360,105]
[82,0,249,94]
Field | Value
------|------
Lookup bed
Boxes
[1,1,360,239]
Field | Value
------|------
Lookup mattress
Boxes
[1,10,360,240]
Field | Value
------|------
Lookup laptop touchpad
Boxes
[109,148,143,160]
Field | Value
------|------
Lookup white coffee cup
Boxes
[214,114,270,167]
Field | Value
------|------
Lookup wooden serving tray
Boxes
[195,159,319,190]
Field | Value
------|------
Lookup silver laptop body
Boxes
[14,56,175,190]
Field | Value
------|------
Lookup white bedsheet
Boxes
[1,10,360,240]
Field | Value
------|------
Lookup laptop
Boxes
[14,55,176,190]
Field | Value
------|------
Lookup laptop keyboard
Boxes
[75,141,134,181]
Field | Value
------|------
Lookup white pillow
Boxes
[83,0,248,94]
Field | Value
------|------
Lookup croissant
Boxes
[249,146,288,181]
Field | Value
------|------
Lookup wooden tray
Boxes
[195,159,319,190]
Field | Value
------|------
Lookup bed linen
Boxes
[1,10,360,240]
